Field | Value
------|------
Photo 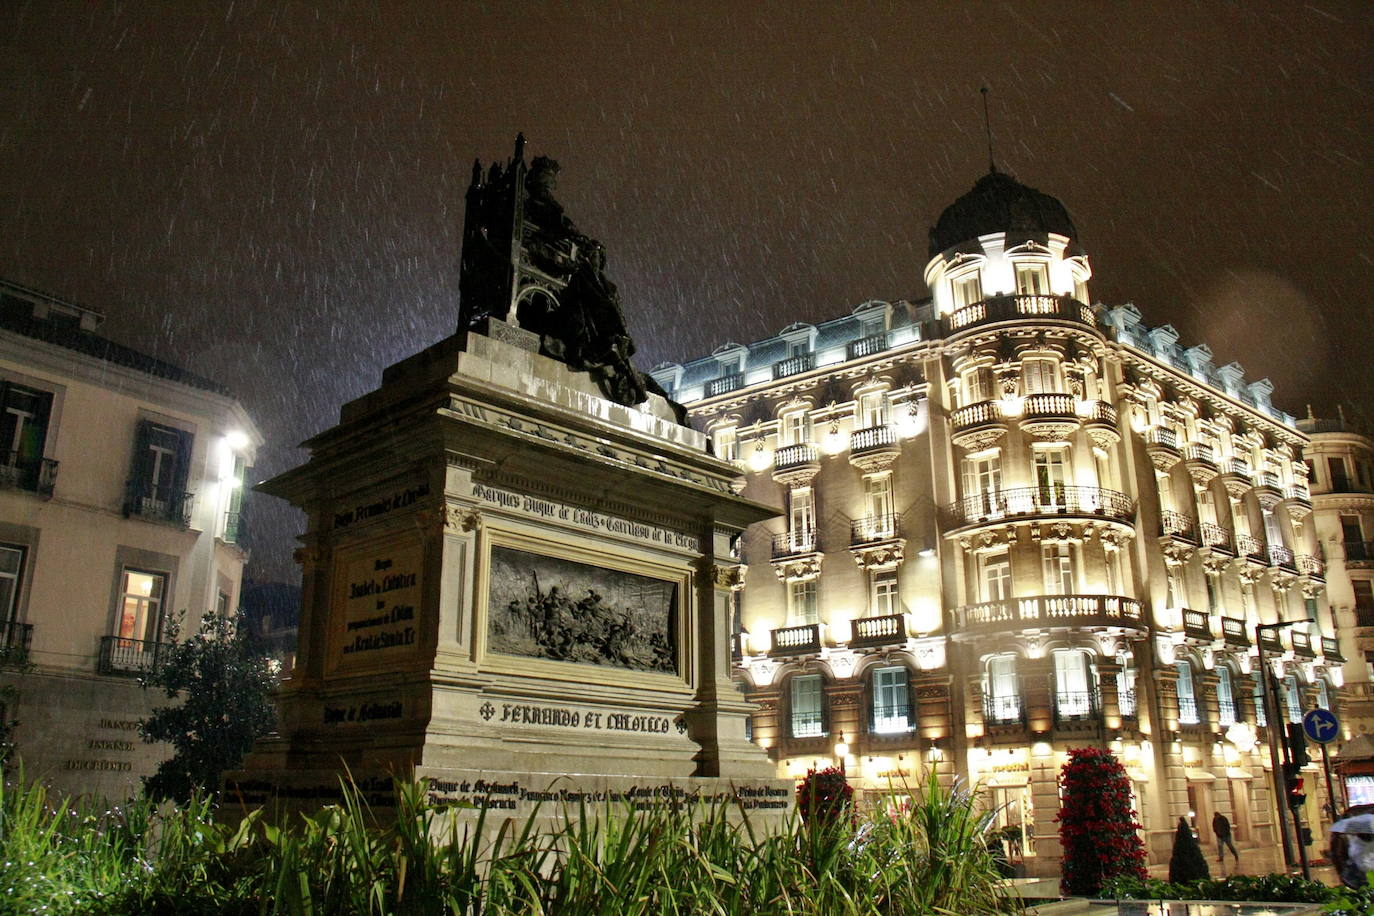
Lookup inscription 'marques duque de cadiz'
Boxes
[471,484,701,551]
[337,542,424,663]
[487,545,677,673]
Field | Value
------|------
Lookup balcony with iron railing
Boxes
[1221,616,1251,647]
[850,514,899,545]
[790,709,826,739]
[771,529,818,558]
[1199,523,1234,553]
[772,352,815,379]
[870,703,915,735]
[1181,608,1212,640]
[1296,554,1324,578]
[1177,695,1201,726]
[1052,688,1101,727]
[945,294,1095,335]
[1182,443,1219,482]
[1160,510,1197,542]
[1119,688,1138,720]
[704,372,745,397]
[1268,544,1296,570]
[982,691,1026,726]
[1235,533,1267,563]
[847,332,890,360]
[1345,541,1374,569]
[770,623,822,657]
[1323,636,1345,663]
[123,481,193,527]
[1143,427,1181,469]
[0,451,59,497]
[954,594,1144,635]
[948,485,1134,528]
[1291,629,1316,658]
[98,636,168,677]
[849,613,907,649]
[0,620,33,666]
[1286,483,1312,504]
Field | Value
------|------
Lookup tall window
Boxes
[952,272,983,308]
[984,655,1020,723]
[1033,448,1069,504]
[128,421,193,519]
[1176,661,1200,724]
[1317,679,1332,711]
[790,675,824,738]
[1217,666,1239,726]
[964,452,1003,517]
[962,367,995,405]
[1204,574,1220,613]
[863,474,894,533]
[1355,581,1374,627]
[1196,487,1217,527]
[1022,358,1059,394]
[713,426,738,462]
[1165,567,1186,609]
[1284,675,1303,723]
[1342,515,1365,550]
[871,666,911,734]
[787,487,815,549]
[1042,543,1075,595]
[0,544,24,622]
[780,410,810,446]
[1015,262,1050,295]
[1117,653,1137,718]
[1053,649,1094,718]
[789,579,818,625]
[1329,457,1351,491]
[857,390,889,428]
[1253,675,1268,727]
[870,569,899,616]
[117,568,166,644]
[0,383,53,491]
[980,551,1012,602]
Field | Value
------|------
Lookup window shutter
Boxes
[126,420,156,510]
[171,427,194,492]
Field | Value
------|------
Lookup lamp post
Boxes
[834,736,849,776]
[1255,618,1308,876]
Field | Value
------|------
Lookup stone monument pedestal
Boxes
[226,325,788,820]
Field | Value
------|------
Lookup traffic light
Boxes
[1283,762,1306,809]
[1286,723,1310,767]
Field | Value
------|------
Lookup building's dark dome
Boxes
[928,170,1077,257]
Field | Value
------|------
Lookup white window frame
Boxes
[1053,649,1094,717]
[790,675,824,738]
[789,579,818,626]
[780,409,810,447]
[857,389,889,428]
[1014,261,1050,296]
[0,544,25,623]
[980,550,1012,602]
[985,654,1020,722]
[1217,666,1238,726]
[117,567,167,644]
[871,665,911,734]
[1042,543,1075,595]
[871,568,899,617]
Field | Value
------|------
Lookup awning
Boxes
[1185,768,1216,782]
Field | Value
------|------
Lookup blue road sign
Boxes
[1303,707,1340,744]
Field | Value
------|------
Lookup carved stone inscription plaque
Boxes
[487,545,677,673]
[332,535,424,669]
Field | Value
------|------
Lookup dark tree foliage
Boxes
[139,611,277,803]
[1168,816,1211,884]
[1056,746,1149,896]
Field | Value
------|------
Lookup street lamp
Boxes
[834,736,849,776]
[1255,617,1312,877]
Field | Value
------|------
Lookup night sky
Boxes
[2,2,1371,583]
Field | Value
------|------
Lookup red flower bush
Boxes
[1055,747,1148,896]
[795,766,854,827]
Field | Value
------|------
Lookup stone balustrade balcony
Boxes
[1181,608,1212,640]
[945,294,1095,336]
[772,352,814,379]
[846,331,890,360]
[704,372,744,397]
[1221,616,1250,647]
[1018,392,1079,439]
[848,613,908,649]
[1143,426,1181,470]
[769,623,822,657]
[949,400,1005,450]
[848,424,900,470]
[771,443,821,484]
[948,485,1134,528]
[953,593,1144,637]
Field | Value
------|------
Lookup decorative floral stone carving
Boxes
[772,554,823,582]
[850,541,905,570]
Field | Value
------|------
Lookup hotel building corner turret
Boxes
[651,170,1345,875]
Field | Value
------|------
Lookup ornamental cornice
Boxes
[850,540,905,570]
[771,554,823,582]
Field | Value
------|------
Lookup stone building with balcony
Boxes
[0,278,262,798]
[652,169,1343,874]
[1298,411,1374,741]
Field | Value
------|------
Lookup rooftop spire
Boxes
[981,86,997,174]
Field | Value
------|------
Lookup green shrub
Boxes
[1102,871,1336,904]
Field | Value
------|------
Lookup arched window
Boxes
[1284,675,1304,724]
[1053,649,1096,720]
[984,655,1021,724]
[1117,652,1138,719]
[1217,666,1240,726]
[870,665,912,734]
[1252,675,1268,727]
[789,674,825,738]
[1176,661,1200,725]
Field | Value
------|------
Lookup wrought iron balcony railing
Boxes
[1323,636,1345,662]
[704,373,744,397]
[790,709,825,738]
[1200,523,1234,552]
[0,451,59,497]
[1221,616,1250,647]
[847,332,890,360]
[1296,554,1324,577]
[771,529,818,558]
[983,691,1025,726]
[955,594,1144,631]
[1268,544,1296,570]
[1181,608,1211,639]
[1223,456,1252,478]
[123,482,193,526]
[849,613,907,649]
[1235,533,1267,562]
[772,352,814,379]
[770,623,822,657]
[1143,426,1180,449]
[1052,689,1100,725]
[1119,688,1138,719]
[0,620,33,666]
[1218,698,1242,728]
[1183,443,1217,466]
[98,636,168,677]
[949,485,1134,526]
[870,703,914,734]
[946,294,1095,334]
[1178,695,1201,725]
[1160,510,1197,541]
[850,514,899,544]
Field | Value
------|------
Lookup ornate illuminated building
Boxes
[652,170,1348,872]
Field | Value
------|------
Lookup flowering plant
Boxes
[795,766,853,826]
[1055,746,1147,896]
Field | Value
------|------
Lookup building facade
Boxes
[0,279,262,799]
[652,171,1345,873]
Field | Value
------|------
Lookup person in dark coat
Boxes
[1212,811,1240,864]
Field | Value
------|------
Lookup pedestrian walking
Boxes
[1212,812,1239,865]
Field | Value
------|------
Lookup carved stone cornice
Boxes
[850,540,905,570]
[772,554,823,582]
[958,526,1016,552]
[1161,541,1196,566]
[706,563,748,591]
